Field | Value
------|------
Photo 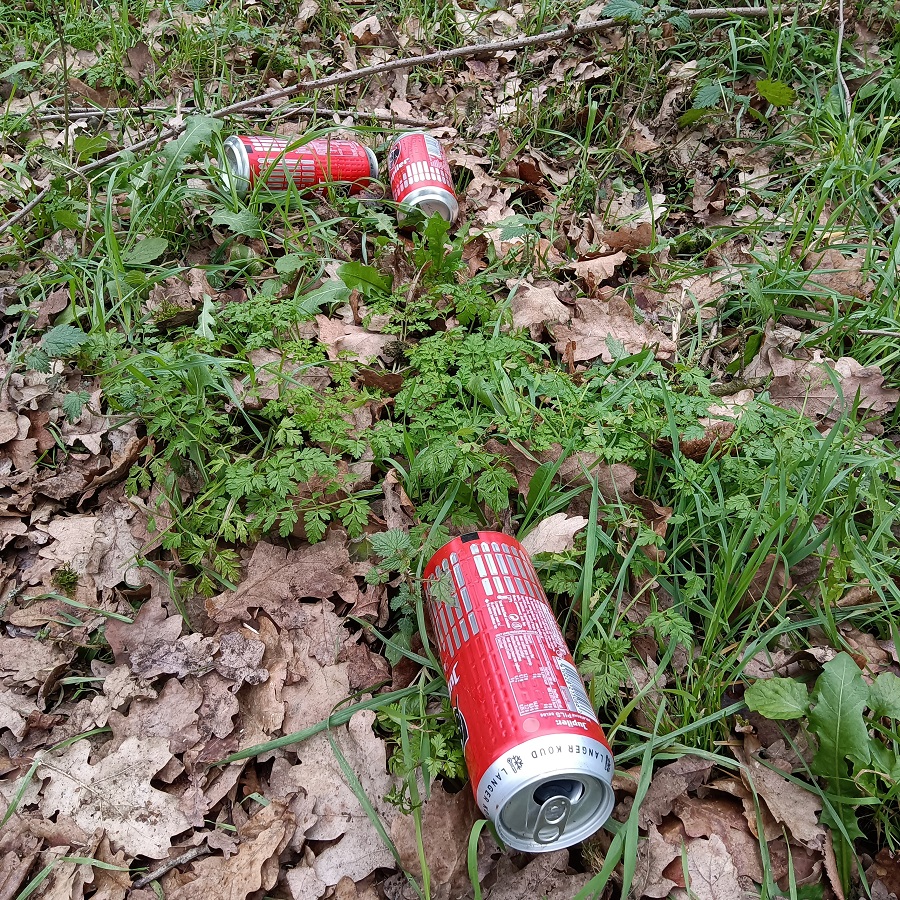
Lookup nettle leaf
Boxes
[603,0,647,22]
[62,390,91,424]
[694,83,725,109]
[337,261,392,298]
[42,325,89,358]
[745,677,809,719]
[211,209,263,237]
[868,672,900,719]
[756,79,796,108]
[123,236,168,266]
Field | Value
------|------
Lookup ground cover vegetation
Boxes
[1,0,900,896]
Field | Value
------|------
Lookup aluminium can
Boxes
[220,134,378,198]
[423,531,614,853]
[386,131,458,223]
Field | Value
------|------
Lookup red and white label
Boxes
[238,136,374,193]
[387,132,456,203]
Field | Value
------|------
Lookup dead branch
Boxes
[0,5,776,238]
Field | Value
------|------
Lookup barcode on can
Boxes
[558,660,595,718]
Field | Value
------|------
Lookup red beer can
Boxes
[387,131,459,222]
[423,531,614,852]
[220,134,378,197]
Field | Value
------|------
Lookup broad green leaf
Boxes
[196,296,216,340]
[756,79,796,108]
[0,60,39,81]
[808,652,870,841]
[337,261,392,298]
[678,109,714,128]
[422,214,452,270]
[158,116,222,183]
[295,280,350,316]
[211,209,262,237]
[868,672,900,719]
[745,677,809,720]
[602,0,647,22]
[275,253,306,276]
[123,237,168,266]
[42,325,89,358]
[51,208,80,230]
[73,133,109,162]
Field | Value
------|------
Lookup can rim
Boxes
[220,136,250,198]
[494,770,615,853]
[397,186,459,224]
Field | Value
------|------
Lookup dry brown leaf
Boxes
[391,783,477,900]
[510,281,571,339]
[673,795,764,882]
[316,315,393,364]
[34,288,69,330]
[519,513,588,555]
[124,41,155,85]
[669,834,743,900]
[768,355,899,433]
[567,251,627,293]
[169,802,293,900]
[105,592,183,665]
[734,734,825,850]
[486,849,590,899]
[0,688,40,740]
[639,754,714,829]
[0,636,70,691]
[108,677,202,754]
[290,710,399,885]
[207,532,360,624]
[551,297,676,363]
[632,823,681,898]
[38,736,190,858]
[802,247,873,299]
[285,864,327,900]
[382,469,416,532]
[350,14,382,44]
[147,275,197,324]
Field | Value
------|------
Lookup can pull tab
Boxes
[533,795,572,844]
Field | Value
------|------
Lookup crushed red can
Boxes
[387,131,458,222]
[220,134,378,197]
[423,531,614,852]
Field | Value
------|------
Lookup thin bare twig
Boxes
[132,845,211,888]
[0,5,777,238]
[34,103,444,128]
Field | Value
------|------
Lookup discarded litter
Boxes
[220,135,378,197]
[424,531,615,853]
[216,131,458,222]
[387,131,458,223]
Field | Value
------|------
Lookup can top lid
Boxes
[497,773,614,853]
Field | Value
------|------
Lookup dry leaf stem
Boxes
[0,5,775,238]
[132,845,211,889]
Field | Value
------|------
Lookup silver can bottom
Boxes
[220,135,250,198]
[398,185,459,223]
[476,734,615,853]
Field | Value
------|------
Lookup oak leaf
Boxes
[551,297,676,363]
[520,513,588,555]
[510,282,571,339]
[567,251,627,293]
[38,736,190,858]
